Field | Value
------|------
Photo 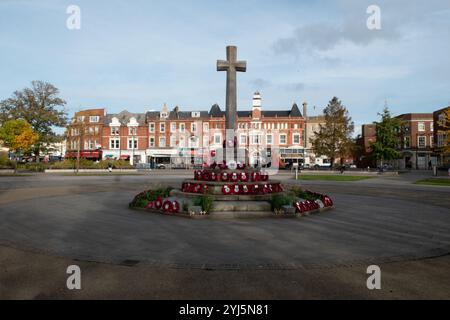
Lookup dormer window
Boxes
[192,112,200,118]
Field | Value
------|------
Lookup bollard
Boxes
[295,167,298,180]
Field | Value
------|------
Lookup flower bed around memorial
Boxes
[129,186,214,216]
[270,186,333,215]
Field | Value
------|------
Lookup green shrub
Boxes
[17,163,48,172]
[270,193,297,210]
[288,186,320,201]
[193,194,214,213]
[0,156,13,168]
[130,187,174,208]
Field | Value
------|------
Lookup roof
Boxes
[104,110,147,125]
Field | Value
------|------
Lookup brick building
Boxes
[65,93,307,167]
[395,113,435,169]
[302,103,330,167]
[66,108,106,160]
[355,124,377,168]
[433,106,450,167]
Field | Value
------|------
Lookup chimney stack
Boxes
[302,102,308,118]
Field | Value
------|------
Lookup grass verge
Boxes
[296,175,374,181]
[414,178,450,186]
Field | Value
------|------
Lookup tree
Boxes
[0,119,38,155]
[437,108,450,155]
[0,81,68,161]
[310,97,355,167]
[370,107,402,165]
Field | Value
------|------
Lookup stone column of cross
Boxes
[217,46,247,131]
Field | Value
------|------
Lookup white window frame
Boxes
[170,135,177,147]
[191,123,197,133]
[267,134,273,145]
[159,122,165,133]
[240,135,247,146]
[159,137,166,147]
[149,136,155,147]
[128,138,138,150]
[110,138,120,150]
[203,123,209,132]
[280,134,287,144]
[214,134,222,145]
[293,134,300,145]
[418,136,426,148]
[170,122,177,133]
[418,122,425,132]
[180,123,185,133]
[149,123,155,133]
[202,135,209,147]
[89,116,99,123]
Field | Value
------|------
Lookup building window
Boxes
[203,123,209,132]
[251,135,261,145]
[160,123,165,133]
[430,122,434,132]
[128,127,137,135]
[179,136,185,147]
[404,136,410,148]
[159,137,166,147]
[180,123,185,133]
[418,122,425,132]
[293,134,300,144]
[418,136,426,148]
[77,116,85,123]
[170,135,176,147]
[214,134,222,144]
[191,123,197,132]
[170,122,177,133]
[280,134,287,144]
[203,135,209,147]
[149,123,155,133]
[430,135,434,147]
[128,138,138,149]
[149,137,155,147]
[89,116,99,123]
[110,138,120,149]
[240,135,247,146]
[189,136,198,148]
[267,134,273,145]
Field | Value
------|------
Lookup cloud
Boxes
[273,21,402,56]
[249,78,272,89]
[280,82,305,92]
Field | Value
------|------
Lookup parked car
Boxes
[155,163,166,169]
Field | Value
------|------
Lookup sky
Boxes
[1,0,450,136]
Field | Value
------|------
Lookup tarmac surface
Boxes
[0,171,449,299]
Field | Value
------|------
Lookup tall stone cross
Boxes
[217,46,247,131]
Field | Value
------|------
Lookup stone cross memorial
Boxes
[217,46,247,131]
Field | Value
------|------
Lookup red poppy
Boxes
[172,201,180,213]
[222,185,232,195]
[230,172,239,182]
[221,172,229,182]
[240,172,249,182]
[154,197,163,209]
[251,172,261,182]
[146,201,154,209]
[163,200,173,213]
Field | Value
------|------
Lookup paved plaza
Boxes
[0,172,449,299]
